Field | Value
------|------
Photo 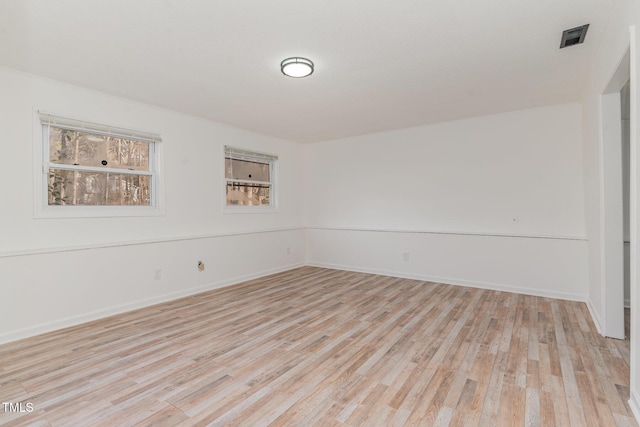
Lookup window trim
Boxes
[223,145,278,212]
[34,111,163,218]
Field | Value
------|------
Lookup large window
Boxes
[40,113,160,210]
[225,146,277,208]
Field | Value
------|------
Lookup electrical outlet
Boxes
[403,252,410,262]
[154,269,162,280]
[286,247,291,255]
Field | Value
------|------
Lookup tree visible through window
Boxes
[42,114,159,207]
[225,146,277,207]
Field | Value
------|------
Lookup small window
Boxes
[224,146,277,208]
[40,113,160,208]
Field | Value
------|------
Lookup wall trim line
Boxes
[307,226,587,242]
[1,226,586,259]
[0,227,305,259]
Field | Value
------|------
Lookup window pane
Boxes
[48,169,151,206]
[225,158,269,181]
[226,182,271,206]
[49,127,150,171]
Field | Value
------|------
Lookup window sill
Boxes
[223,205,279,214]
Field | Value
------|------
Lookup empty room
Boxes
[1,0,639,425]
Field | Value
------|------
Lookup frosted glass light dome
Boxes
[281,57,314,78]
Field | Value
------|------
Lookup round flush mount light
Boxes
[281,57,314,78]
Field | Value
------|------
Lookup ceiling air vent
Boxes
[560,24,589,48]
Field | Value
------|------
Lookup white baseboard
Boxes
[586,298,605,336]
[630,390,640,425]
[306,261,587,302]
[0,262,304,345]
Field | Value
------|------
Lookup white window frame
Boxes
[223,145,278,213]
[35,112,163,218]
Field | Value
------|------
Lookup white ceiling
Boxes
[0,0,617,143]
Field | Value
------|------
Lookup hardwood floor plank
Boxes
[539,389,557,427]
[525,387,541,427]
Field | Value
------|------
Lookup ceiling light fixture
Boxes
[281,57,314,78]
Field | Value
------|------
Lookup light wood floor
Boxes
[0,267,636,426]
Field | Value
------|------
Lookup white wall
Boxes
[0,229,305,344]
[305,104,585,237]
[0,68,305,251]
[304,103,588,299]
[307,229,587,300]
[579,0,639,418]
[0,67,306,343]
